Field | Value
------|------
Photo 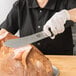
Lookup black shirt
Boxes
[0,0,76,55]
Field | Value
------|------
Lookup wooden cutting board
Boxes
[46,55,76,76]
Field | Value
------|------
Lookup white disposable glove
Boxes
[43,10,70,39]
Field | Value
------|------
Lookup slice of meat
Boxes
[0,30,53,76]
[21,45,53,76]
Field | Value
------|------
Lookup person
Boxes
[0,0,76,55]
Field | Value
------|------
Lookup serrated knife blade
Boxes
[4,23,72,48]
[4,31,48,48]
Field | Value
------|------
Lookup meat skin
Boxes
[0,32,53,76]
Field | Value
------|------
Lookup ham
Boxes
[0,31,53,76]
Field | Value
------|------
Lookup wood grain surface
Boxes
[46,55,76,76]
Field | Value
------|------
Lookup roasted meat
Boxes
[0,31,53,76]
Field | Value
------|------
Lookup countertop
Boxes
[46,55,76,76]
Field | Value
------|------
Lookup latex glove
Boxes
[0,29,8,40]
[43,10,70,39]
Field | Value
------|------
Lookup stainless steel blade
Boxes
[4,31,48,48]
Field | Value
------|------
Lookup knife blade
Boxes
[4,22,73,48]
[4,31,48,48]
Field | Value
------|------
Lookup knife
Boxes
[4,22,73,48]
[4,31,49,48]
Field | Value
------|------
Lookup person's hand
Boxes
[43,10,70,39]
[0,29,8,40]
[68,8,76,22]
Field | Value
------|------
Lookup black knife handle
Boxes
[64,20,74,28]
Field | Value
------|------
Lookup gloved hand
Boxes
[43,10,70,39]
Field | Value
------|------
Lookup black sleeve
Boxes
[0,1,19,34]
[67,0,76,9]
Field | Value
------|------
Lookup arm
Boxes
[0,1,19,34]
[68,8,76,22]
[67,0,76,22]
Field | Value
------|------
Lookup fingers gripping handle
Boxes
[49,20,74,39]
